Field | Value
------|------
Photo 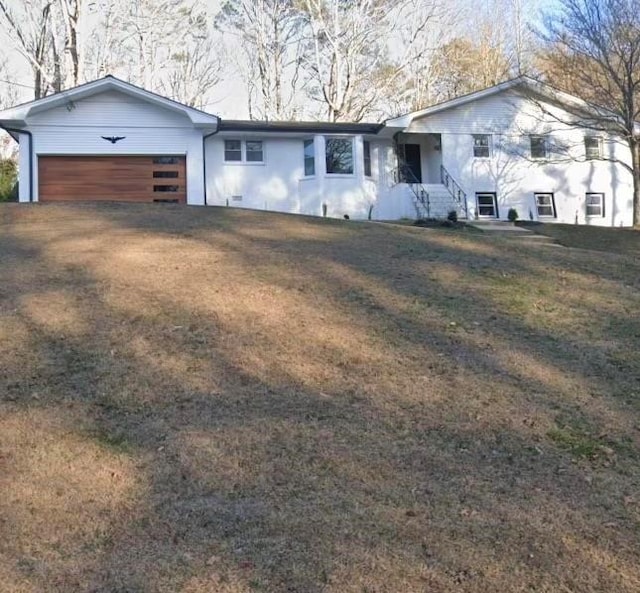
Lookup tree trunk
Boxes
[631,139,640,227]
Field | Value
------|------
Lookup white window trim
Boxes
[325,136,355,177]
[585,192,605,218]
[472,134,492,159]
[223,139,265,165]
[534,192,556,218]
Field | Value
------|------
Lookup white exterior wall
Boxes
[404,91,635,226]
[205,134,379,219]
[25,91,207,205]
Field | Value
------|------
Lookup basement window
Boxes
[586,192,605,217]
[535,193,556,218]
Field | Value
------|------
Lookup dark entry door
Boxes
[398,144,422,183]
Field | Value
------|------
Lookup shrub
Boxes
[507,208,519,222]
[0,159,17,201]
[447,209,458,223]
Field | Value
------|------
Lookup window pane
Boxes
[153,185,179,192]
[246,140,263,162]
[473,134,490,157]
[363,140,372,177]
[585,137,601,159]
[303,140,315,176]
[326,138,354,174]
[224,140,242,161]
[530,136,547,159]
[153,171,179,178]
[153,156,180,164]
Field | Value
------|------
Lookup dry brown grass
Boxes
[1,202,639,593]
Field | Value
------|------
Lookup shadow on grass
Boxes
[1,203,639,593]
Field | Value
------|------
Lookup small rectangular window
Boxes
[153,171,179,178]
[530,135,548,160]
[363,140,372,177]
[224,139,242,162]
[476,192,498,218]
[246,140,263,162]
[585,136,601,160]
[473,134,491,158]
[326,137,354,175]
[153,185,179,192]
[152,156,180,164]
[586,192,605,217]
[303,139,315,176]
[535,193,556,218]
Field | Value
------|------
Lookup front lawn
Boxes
[1,203,639,592]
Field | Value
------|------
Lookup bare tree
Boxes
[216,0,303,120]
[538,0,640,225]
[299,0,443,122]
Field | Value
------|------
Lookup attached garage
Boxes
[38,155,187,203]
[0,76,220,205]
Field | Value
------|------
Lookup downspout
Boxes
[0,124,33,202]
[202,125,221,206]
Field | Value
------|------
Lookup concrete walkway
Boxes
[467,220,559,244]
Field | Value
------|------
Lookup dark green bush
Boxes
[0,159,17,201]
[507,208,519,222]
[447,209,458,223]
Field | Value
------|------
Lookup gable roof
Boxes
[218,119,383,135]
[0,75,220,128]
[383,76,612,129]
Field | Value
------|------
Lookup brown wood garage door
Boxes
[38,156,187,203]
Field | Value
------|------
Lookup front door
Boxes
[476,192,498,218]
[398,143,422,183]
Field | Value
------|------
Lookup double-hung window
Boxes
[246,141,263,162]
[325,137,354,175]
[224,140,242,162]
[473,134,491,158]
[584,136,602,160]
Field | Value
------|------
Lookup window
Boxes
[473,134,491,158]
[363,140,372,177]
[246,140,263,162]
[535,193,556,218]
[224,140,242,162]
[585,136,602,160]
[530,135,548,159]
[153,185,179,192]
[303,139,315,176]
[586,192,605,217]
[325,137,354,175]
[153,171,179,178]
[476,192,498,218]
[152,156,181,164]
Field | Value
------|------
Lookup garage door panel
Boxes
[38,156,186,203]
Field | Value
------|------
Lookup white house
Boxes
[0,75,634,227]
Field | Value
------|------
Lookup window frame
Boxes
[584,136,602,160]
[534,192,557,219]
[476,192,498,218]
[325,136,355,176]
[223,139,265,164]
[472,134,492,158]
[363,140,372,177]
[245,140,264,163]
[303,139,315,177]
[585,192,605,218]
[530,135,549,160]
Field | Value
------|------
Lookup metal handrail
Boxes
[440,164,468,218]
